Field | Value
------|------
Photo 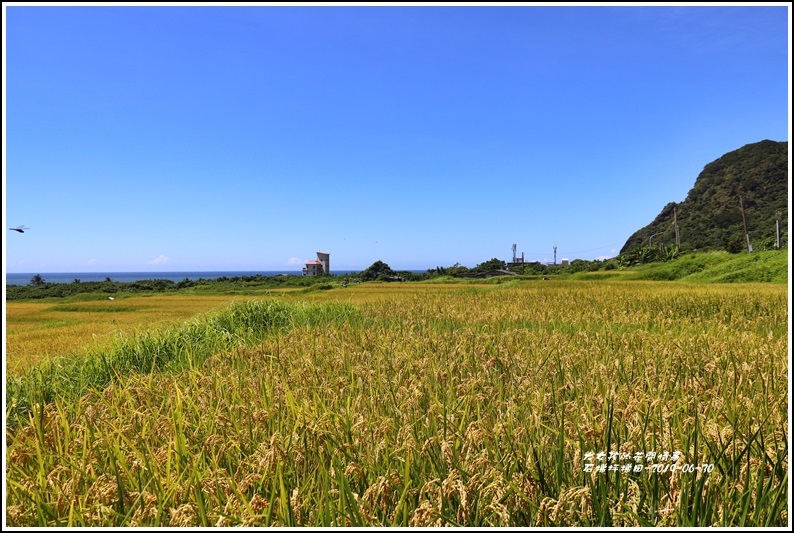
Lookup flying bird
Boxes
[9,225,29,233]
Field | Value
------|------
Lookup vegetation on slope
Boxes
[567,250,788,283]
[622,140,788,254]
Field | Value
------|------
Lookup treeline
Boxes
[6,257,622,300]
[5,274,334,300]
[355,257,621,281]
[6,247,786,300]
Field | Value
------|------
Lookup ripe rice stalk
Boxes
[5,281,787,526]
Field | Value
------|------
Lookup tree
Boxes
[473,258,506,272]
[724,235,745,254]
[360,260,395,281]
[435,263,469,276]
[29,274,46,286]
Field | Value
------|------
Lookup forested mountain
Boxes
[621,140,788,254]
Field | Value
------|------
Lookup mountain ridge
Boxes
[621,139,789,254]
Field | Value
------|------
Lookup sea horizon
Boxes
[5,270,427,286]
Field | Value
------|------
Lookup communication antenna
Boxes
[512,243,517,263]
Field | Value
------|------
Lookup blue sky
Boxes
[3,3,791,273]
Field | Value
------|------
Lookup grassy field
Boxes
[4,279,789,526]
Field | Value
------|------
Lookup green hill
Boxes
[621,140,788,254]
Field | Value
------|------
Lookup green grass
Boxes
[625,250,788,283]
[568,250,788,283]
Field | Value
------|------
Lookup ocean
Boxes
[7,271,332,286]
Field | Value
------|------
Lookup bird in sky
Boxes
[9,225,29,233]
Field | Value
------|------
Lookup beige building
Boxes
[302,251,330,276]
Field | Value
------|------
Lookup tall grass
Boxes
[5,282,788,526]
[5,294,267,374]
[6,300,358,427]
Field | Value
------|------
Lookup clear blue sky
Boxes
[3,3,791,273]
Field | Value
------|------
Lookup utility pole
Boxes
[553,245,557,265]
[739,195,751,252]
[775,210,781,250]
[649,232,663,247]
[673,206,680,251]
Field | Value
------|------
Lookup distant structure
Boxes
[507,244,543,272]
[561,258,569,266]
[508,254,526,270]
[507,243,524,270]
[303,251,330,276]
[546,245,559,266]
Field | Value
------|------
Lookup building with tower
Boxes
[302,251,330,276]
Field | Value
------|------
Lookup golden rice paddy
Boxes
[4,280,789,526]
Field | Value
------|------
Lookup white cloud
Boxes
[86,258,97,265]
[594,250,618,261]
[147,254,170,266]
[287,257,302,266]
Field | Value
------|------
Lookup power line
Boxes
[558,243,624,255]
[511,243,624,262]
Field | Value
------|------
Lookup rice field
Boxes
[4,280,789,526]
[4,294,262,375]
